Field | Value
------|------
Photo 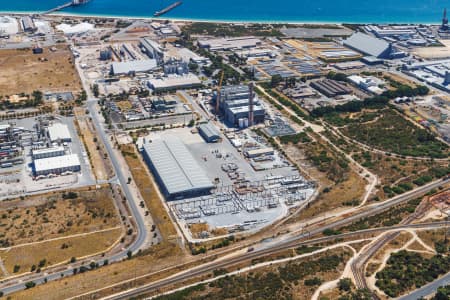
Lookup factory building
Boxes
[310,79,353,97]
[32,146,65,160]
[198,122,221,143]
[48,123,71,143]
[140,37,164,64]
[177,48,211,65]
[21,16,36,33]
[33,154,81,176]
[147,75,202,92]
[216,85,265,126]
[142,136,214,200]
[163,58,189,75]
[99,48,112,60]
[245,147,274,158]
[198,37,262,51]
[110,60,158,76]
[343,32,406,59]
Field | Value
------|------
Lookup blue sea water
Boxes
[0,0,447,23]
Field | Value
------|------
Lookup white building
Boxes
[32,146,65,160]
[48,123,72,143]
[33,154,81,176]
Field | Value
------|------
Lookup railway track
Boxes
[350,199,432,299]
[102,221,447,300]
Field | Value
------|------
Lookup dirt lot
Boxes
[121,144,178,240]
[0,227,121,277]
[0,45,82,95]
[0,186,121,247]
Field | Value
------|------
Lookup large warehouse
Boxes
[33,154,81,176]
[142,136,214,200]
[343,32,405,59]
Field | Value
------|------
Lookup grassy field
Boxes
[0,186,120,247]
[0,45,81,95]
[121,144,178,241]
[341,109,449,158]
[0,227,121,276]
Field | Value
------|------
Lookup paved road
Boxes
[398,272,450,300]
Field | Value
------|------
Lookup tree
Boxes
[32,90,43,105]
[270,74,283,87]
[127,250,132,259]
[92,84,99,97]
[25,281,36,289]
[338,278,352,291]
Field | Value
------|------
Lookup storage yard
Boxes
[137,125,315,239]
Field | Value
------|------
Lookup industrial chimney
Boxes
[248,82,255,127]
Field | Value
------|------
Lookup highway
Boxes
[103,222,449,300]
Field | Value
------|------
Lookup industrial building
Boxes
[216,85,265,127]
[310,79,352,97]
[147,75,202,92]
[33,154,81,176]
[245,147,274,158]
[177,47,211,65]
[32,146,65,160]
[163,58,188,75]
[198,37,262,51]
[142,136,214,199]
[110,59,158,76]
[343,32,406,59]
[140,37,164,64]
[48,123,71,143]
[348,75,385,95]
[21,16,36,33]
[198,122,221,143]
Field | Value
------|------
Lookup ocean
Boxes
[0,0,447,23]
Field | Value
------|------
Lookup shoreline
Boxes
[0,10,442,26]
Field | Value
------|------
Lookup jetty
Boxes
[41,0,90,15]
[154,1,182,17]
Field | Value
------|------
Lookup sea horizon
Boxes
[0,0,447,24]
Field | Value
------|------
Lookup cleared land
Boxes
[75,108,112,181]
[0,45,82,95]
[0,186,121,247]
[0,227,121,276]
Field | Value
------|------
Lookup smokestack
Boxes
[248,82,255,127]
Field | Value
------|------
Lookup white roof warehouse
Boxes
[33,154,81,176]
[142,136,213,200]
